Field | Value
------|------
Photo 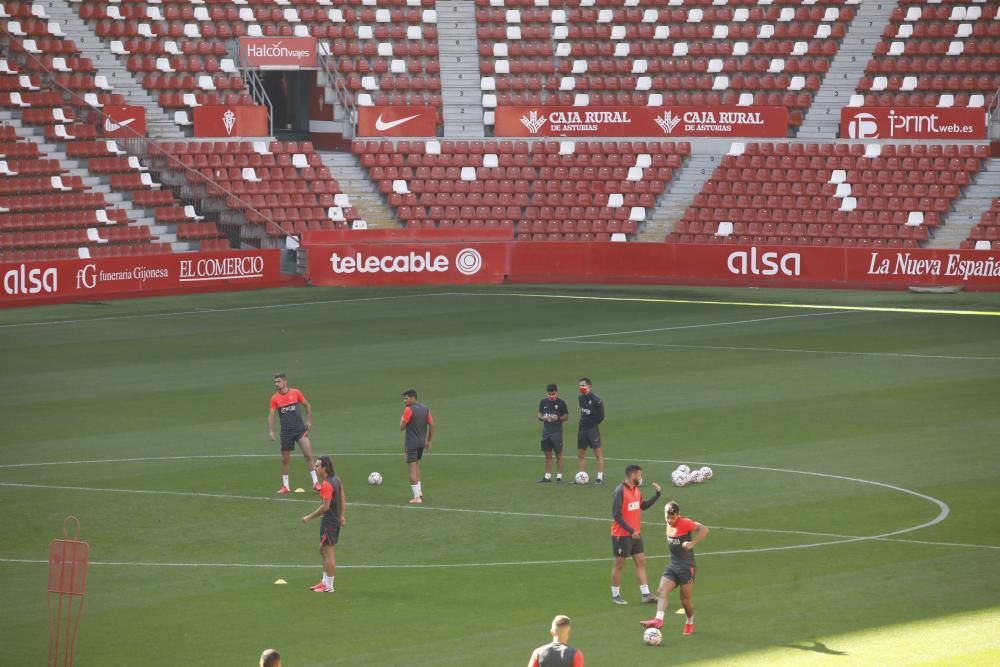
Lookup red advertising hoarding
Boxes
[101,106,146,138]
[495,106,788,138]
[356,106,439,137]
[193,105,269,138]
[508,243,1000,290]
[305,242,510,286]
[1,250,285,306]
[841,107,986,140]
[301,240,1000,291]
[239,37,317,69]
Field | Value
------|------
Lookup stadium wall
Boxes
[303,240,1000,292]
[0,250,297,307]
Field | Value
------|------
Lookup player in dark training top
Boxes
[526,614,584,667]
[641,500,710,635]
[267,372,318,494]
[400,389,434,504]
[576,377,606,484]
[301,455,344,593]
[537,383,569,483]
[610,465,661,605]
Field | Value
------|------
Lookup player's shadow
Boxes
[783,640,848,656]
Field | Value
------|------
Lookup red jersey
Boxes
[611,483,644,537]
[270,388,306,432]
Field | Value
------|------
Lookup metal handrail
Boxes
[987,86,1000,141]
[317,46,356,130]
[240,67,274,137]
[0,38,291,250]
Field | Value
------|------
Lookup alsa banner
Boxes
[507,243,1000,290]
[193,105,269,138]
[239,37,317,69]
[0,251,282,305]
[495,106,788,137]
[841,107,985,140]
[306,243,509,286]
[102,106,146,138]
[356,106,438,137]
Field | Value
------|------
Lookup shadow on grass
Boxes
[783,640,848,656]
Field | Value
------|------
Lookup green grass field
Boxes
[2,285,999,666]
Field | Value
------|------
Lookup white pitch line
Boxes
[0,292,455,329]
[547,339,1000,362]
[541,310,850,342]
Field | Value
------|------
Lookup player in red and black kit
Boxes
[400,389,434,504]
[526,615,584,667]
[641,500,710,635]
[610,464,661,605]
[267,372,318,494]
[301,455,344,593]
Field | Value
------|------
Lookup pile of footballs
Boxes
[671,464,713,487]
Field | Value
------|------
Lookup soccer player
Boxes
[641,500,710,635]
[537,383,569,483]
[526,614,584,667]
[400,389,434,504]
[610,464,661,605]
[259,649,281,667]
[267,372,319,494]
[576,377,605,484]
[301,455,344,593]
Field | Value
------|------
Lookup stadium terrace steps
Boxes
[642,153,721,242]
[928,157,1000,249]
[798,0,898,139]
[437,0,486,138]
[319,150,398,229]
[45,0,183,139]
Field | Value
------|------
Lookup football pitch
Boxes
[1,284,999,666]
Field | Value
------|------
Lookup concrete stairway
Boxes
[0,109,186,248]
[926,157,1000,248]
[435,0,485,138]
[797,1,897,140]
[48,0,184,139]
[319,151,401,229]
[639,153,721,241]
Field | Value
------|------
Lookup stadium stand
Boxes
[964,197,1000,249]
[475,0,860,132]
[150,140,361,243]
[670,141,991,247]
[354,138,689,240]
[855,0,1000,109]
[77,0,443,131]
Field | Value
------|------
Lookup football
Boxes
[367,472,383,487]
[574,471,590,485]
[671,473,688,488]
[700,466,713,480]
[689,469,705,484]
[643,627,663,646]
[676,464,690,474]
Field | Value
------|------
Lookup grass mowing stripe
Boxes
[548,339,1000,362]
[541,310,851,341]
[498,291,1000,317]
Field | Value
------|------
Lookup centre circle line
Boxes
[0,452,956,569]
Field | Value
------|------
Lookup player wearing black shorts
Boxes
[267,372,318,494]
[301,456,344,594]
[400,389,434,504]
[610,465,661,605]
[576,377,605,484]
[537,383,569,483]
[641,501,710,635]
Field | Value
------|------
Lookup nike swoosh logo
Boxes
[105,117,136,131]
[374,113,421,131]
